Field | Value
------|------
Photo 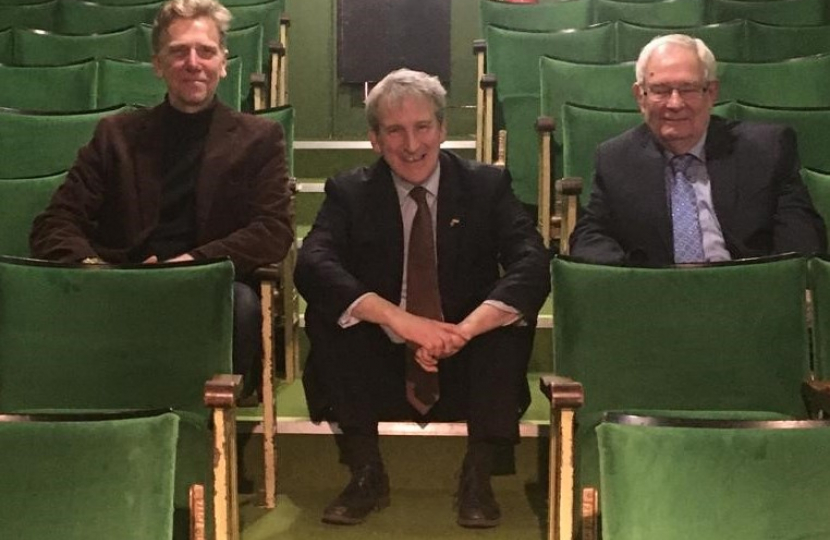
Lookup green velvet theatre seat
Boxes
[0,410,180,540]
[0,172,66,257]
[0,257,242,540]
[541,255,813,540]
[597,413,830,540]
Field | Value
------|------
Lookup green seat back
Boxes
[709,0,826,26]
[0,60,98,111]
[745,20,830,62]
[734,102,830,172]
[552,255,811,490]
[540,56,634,187]
[480,0,592,33]
[486,24,615,98]
[0,27,13,63]
[57,0,162,34]
[0,105,129,179]
[810,256,830,378]
[594,0,706,27]
[562,101,735,206]
[97,56,242,110]
[254,103,294,176]
[802,169,830,250]
[0,0,57,31]
[0,412,179,540]
[13,26,138,66]
[499,94,540,205]
[616,19,746,62]
[597,418,830,540]
[718,54,830,108]
[227,0,283,62]
[0,172,65,257]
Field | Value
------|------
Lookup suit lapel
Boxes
[196,103,237,227]
[704,117,738,238]
[132,106,167,232]
[367,159,405,300]
[436,152,465,299]
[635,127,674,255]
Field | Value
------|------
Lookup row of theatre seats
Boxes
[474,0,830,252]
[5,251,830,540]
[0,0,289,111]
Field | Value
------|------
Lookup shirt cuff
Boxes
[483,299,525,327]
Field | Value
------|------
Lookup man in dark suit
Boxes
[570,34,826,265]
[29,0,293,387]
[295,68,550,528]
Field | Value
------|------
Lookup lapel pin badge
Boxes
[450,218,461,227]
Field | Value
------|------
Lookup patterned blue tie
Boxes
[670,154,705,263]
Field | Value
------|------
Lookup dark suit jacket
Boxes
[570,116,827,266]
[295,150,550,417]
[29,100,293,278]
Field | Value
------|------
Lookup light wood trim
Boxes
[278,15,290,106]
[536,117,555,247]
[473,39,486,162]
[494,129,507,168]
[189,484,205,540]
[205,375,241,540]
[555,178,583,256]
[481,74,496,164]
[259,280,277,509]
[581,488,599,540]
[250,73,267,111]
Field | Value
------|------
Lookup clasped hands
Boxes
[394,313,473,374]
[142,253,194,264]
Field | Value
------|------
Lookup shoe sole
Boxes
[321,495,391,525]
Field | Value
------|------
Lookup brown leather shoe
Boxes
[456,459,501,528]
[322,463,390,525]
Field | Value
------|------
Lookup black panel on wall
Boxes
[337,0,451,84]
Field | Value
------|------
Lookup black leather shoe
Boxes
[456,459,501,528]
[322,463,390,525]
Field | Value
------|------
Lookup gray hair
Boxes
[635,34,717,85]
[365,68,447,133]
[151,0,232,55]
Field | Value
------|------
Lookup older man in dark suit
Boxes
[295,68,550,528]
[570,34,825,265]
[29,0,293,388]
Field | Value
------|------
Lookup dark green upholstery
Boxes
[97,56,242,110]
[0,172,65,257]
[227,0,283,62]
[499,94,541,204]
[593,0,706,27]
[552,255,811,491]
[12,26,138,66]
[810,256,830,379]
[718,54,830,108]
[57,0,162,34]
[597,417,830,540]
[0,257,235,539]
[561,101,735,206]
[745,21,830,62]
[225,23,263,109]
[479,0,592,33]
[0,412,180,540]
[486,24,615,98]
[0,27,13,63]
[734,102,830,172]
[0,105,129,179]
[709,0,826,26]
[539,56,634,187]
[0,0,57,31]
[802,169,830,250]
[615,20,746,62]
[0,60,98,111]
[254,103,294,176]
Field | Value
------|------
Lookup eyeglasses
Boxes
[643,83,709,102]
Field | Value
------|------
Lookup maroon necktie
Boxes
[405,186,441,415]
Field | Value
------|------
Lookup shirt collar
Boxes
[392,163,441,205]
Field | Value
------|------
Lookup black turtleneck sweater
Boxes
[146,99,216,261]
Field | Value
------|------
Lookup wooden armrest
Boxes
[802,379,830,418]
[204,374,243,408]
[556,177,582,197]
[268,39,286,58]
[536,115,555,135]
[540,374,584,409]
[480,73,496,90]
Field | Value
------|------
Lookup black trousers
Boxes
[232,281,262,387]
[303,319,535,444]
